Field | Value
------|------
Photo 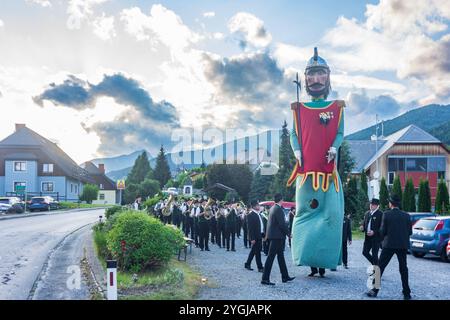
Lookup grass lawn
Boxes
[59,202,114,210]
[351,229,364,240]
[118,259,203,300]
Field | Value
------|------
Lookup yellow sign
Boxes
[117,180,126,190]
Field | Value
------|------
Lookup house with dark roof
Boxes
[347,125,450,206]
[0,124,94,201]
[80,161,118,204]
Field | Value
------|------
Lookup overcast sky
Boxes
[0,0,449,162]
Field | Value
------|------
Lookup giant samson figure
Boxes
[288,48,345,269]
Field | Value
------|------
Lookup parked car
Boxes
[259,201,295,224]
[28,196,59,212]
[0,197,25,214]
[408,212,436,227]
[410,216,450,262]
[167,187,179,195]
[447,239,450,260]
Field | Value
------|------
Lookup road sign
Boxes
[15,185,26,193]
[117,180,125,190]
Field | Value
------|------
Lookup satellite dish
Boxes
[373,171,380,179]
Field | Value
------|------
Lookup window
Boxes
[70,184,73,193]
[388,172,395,185]
[438,171,446,181]
[99,183,104,190]
[14,161,27,172]
[43,164,54,173]
[406,158,427,172]
[99,193,105,200]
[428,157,446,172]
[75,185,78,194]
[42,182,54,192]
[388,158,405,172]
[13,181,26,193]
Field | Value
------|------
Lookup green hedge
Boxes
[106,211,185,272]
[105,205,123,219]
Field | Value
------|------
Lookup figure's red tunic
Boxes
[287,100,344,191]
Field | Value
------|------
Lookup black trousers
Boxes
[378,248,411,295]
[363,237,381,265]
[199,224,210,250]
[173,215,181,228]
[236,220,242,237]
[216,226,225,247]
[186,218,195,239]
[262,239,289,281]
[225,230,236,250]
[246,239,263,269]
[342,241,348,265]
[194,222,199,246]
[263,238,270,255]
[243,223,250,247]
[210,224,217,244]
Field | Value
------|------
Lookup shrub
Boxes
[143,194,162,213]
[106,211,185,272]
[105,205,123,219]
[93,225,110,260]
[80,184,99,204]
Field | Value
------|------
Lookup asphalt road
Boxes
[190,237,450,300]
[0,209,104,300]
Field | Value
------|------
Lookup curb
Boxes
[84,228,107,299]
[0,207,109,221]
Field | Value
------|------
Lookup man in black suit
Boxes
[361,198,383,266]
[261,194,295,285]
[244,200,264,272]
[342,213,352,268]
[225,203,237,251]
[367,194,412,300]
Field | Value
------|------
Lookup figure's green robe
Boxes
[288,99,345,269]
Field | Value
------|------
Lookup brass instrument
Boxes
[162,194,175,216]
[203,198,215,220]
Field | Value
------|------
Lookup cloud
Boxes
[0,19,4,28]
[120,5,202,51]
[346,89,402,117]
[34,73,181,155]
[203,52,291,127]
[203,12,215,18]
[320,0,450,104]
[26,0,52,7]
[66,0,109,30]
[228,12,272,49]
[92,13,116,40]
[34,73,178,122]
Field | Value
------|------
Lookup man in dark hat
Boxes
[367,194,412,300]
[261,193,295,285]
[361,198,383,266]
[244,200,264,272]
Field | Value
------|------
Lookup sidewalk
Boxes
[0,207,108,221]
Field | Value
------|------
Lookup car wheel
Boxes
[440,248,449,263]
[412,251,426,258]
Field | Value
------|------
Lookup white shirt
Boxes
[367,208,378,232]
[255,210,264,234]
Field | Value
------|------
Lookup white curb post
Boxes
[106,260,117,300]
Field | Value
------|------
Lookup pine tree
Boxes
[392,175,403,208]
[418,179,431,212]
[402,178,416,212]
[126,151,151,185]
[338,140,356,185]
[424,180,432,212]
[360,169,368,198]
[435,178,450,214]
[379,177,389,211]
[249,169,274,203]
[153,146,172,189]
[270,121,296,201]
[344,176,358,216]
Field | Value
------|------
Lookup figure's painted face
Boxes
[305,68,329,95]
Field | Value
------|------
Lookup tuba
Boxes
[203,198,215,220]
[162,194,175,216]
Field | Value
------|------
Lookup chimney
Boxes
[15,123,26,131]
[98,163,105,174]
